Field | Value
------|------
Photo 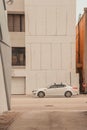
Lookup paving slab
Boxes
[7,111,87,130]
[7,95,87,130]
[0,111,18,130]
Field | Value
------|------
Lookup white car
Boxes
[32,83,78,98]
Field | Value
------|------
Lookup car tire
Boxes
[65,91,72,97]
[38,91,45,98]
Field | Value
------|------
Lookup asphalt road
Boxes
[8,95,87,130]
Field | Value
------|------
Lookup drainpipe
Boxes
[84,8,87,89]
[78,20,80,64]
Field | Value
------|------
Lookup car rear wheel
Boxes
[38,91,45,98]
[65,91,72,97]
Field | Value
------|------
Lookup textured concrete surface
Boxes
[0,111,18,130]
[7,95,87,130]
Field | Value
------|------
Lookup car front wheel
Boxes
[65,91,72,97]
[38,91,45,98]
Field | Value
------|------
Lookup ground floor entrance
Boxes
[11,77,26,94]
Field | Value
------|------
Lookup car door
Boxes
[56,84,66,95]
[46,85,58,96]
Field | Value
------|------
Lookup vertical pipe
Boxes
[78,21,80,63]
[70,72,71,85]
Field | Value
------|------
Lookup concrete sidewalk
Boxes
[6,95,87,130]
[0,111,18,130]
[7,110,87,130]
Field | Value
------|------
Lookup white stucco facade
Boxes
[7,0,79,95]
[25,0,79,94]
[0,0,11,113]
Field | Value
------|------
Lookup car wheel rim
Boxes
[39,92,44,97]
[66,92,71,97]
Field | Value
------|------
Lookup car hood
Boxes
[37,87,47,91]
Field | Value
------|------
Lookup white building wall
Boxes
[6,0,26,95]
[0,0,11,113]
[0,56,8,113]
[6,0,24,12]
[25,0,79,94]
[6,0,79,95]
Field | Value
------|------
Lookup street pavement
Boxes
[7,95,87,130]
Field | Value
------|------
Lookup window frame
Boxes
[8,14,25,32]
[12,47,25,66]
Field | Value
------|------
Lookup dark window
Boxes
[12,47,25,66]
[8,14,25,32]
[49,85,58,89]
[57,84,66,88]
[49,84,66,89]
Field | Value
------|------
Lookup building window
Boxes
[8,14,25,32]
[12,47,25,66]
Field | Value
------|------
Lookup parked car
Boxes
[32,83,78,98]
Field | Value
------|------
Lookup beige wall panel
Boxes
[57,7,67,35]
[26,7,36,35]
[10,32,25,47]
[1,11,10,46]
[36,71,46,88]
[62,44,71,70]
[0,57,8,113]
[26,44,31,69]
[71,44,76,70]
[30,44,41,70]
[26,36,75,44]
[25,0,75,6]
[65,71,71,84]
[0,0,11,112]
[46,71,57,86]
[67,5,76,35]
[56,70,66,83]
[6,0,24,12]
[26,71,37,94]
[25,0,57,6]
[46,7,57,35]
[56,0,75,5]
[11,77,25,94]
[12,69,26,77]
[1,44,11,100]
[41,44,51,69]
[56,71,74,85]
[52,44,61,69]
[36,7,46,35]
[25,8,29,34]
